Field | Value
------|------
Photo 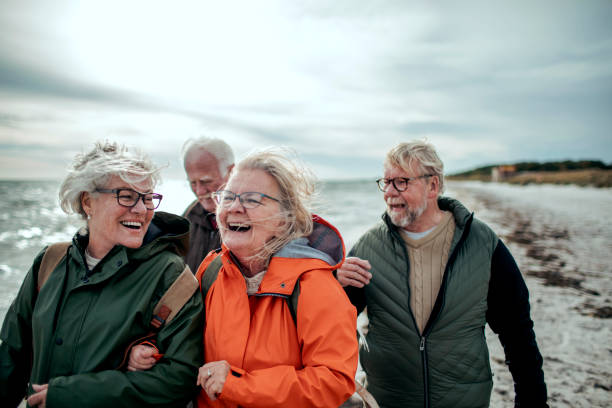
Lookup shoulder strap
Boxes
[37,242,71,291]
[201,254,223,300]
[287,279,300,324]
[150,265,199,330]
[199,255,298,323]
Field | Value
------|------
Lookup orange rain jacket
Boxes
[195,215,358,408]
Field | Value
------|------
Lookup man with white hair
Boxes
[182,137,234,272]
[337,141,548,408]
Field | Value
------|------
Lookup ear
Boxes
[427,176,440,198]
[81,192,92,216]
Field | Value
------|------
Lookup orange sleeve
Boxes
[218,271,358,407]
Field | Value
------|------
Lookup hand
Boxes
[337,257,372,288]
[27,383,48,407]
[197,360,231,401]
[127,344,158,372]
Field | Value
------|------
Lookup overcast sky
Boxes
[1,0,610,180]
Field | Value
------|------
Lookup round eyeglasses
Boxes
[212,190,280,209]
[96,188,163,210]
[375,175,433,192]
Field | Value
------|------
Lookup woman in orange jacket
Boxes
[131,148,358,407]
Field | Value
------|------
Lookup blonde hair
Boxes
[385,140,445,193]
[59,141,161,219]
[229,148,315,262]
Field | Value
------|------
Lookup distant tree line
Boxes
[449,160,612,178]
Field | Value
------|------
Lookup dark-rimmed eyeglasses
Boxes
[95,188,163,210]
[212,190,280,209]
[375,175,433,192]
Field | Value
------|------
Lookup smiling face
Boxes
[383,163,436,231]
[82,175,155,258]
[185,148,231,213]
[217,168,284,273]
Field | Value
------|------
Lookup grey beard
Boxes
[388,200,427,229]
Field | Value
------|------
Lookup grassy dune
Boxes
[448,169,612,188]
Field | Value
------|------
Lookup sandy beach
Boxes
[3,179,611,407]
[450,182,611,407]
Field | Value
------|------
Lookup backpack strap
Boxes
[150,265,199,330]
[287,279,300,325]
[117,264,199,370]
[37,242,71,291]
[200,254,299,325]
[201,254,223,300]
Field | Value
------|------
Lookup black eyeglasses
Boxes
[96,188,163,210]
[212,190,280,209]
[376,175,433,192]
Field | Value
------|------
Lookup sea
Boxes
[1,179,611,407]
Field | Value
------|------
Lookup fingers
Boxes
[32,384,49,392]
[28,384,49,407]
[198,361,231,401]
[127,345,157,372]
[337,257,372,287]
[346,256,372,270]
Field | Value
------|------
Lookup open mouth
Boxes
[388,203,406,210]
[228,222,251,232]
[121,221,142,230]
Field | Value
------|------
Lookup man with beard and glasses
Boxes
[336,141,548,408]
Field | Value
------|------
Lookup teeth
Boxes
[121,221,142,228]
[227,222,251,232]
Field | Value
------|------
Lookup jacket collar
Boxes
[219,214,345,296]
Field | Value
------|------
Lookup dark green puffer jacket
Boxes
[350,197,498,408]
[0,211,204,408]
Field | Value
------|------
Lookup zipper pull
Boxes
[419,336,426,351]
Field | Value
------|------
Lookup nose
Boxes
[131,197,148,213]
[384,183,400,199]
[195,182,209,197]
[226,195,245,212]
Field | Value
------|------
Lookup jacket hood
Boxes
[73,211,190,261]
[219,214,345,296]
[272,214,344,268]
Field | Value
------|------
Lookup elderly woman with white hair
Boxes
[131,149,359,407]
[0,141,203,407]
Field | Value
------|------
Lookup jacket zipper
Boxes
[420,336,429,408]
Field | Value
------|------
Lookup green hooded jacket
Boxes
[0,211,204,408]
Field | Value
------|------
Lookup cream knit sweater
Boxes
[399,211,456,334]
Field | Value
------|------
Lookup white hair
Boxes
[182,137,235,177]
[385,140,445,194]
[59,141,161,219]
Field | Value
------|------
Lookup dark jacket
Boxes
[183,200,221,273]
[346,197,547,408]
[0,211,204,408]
